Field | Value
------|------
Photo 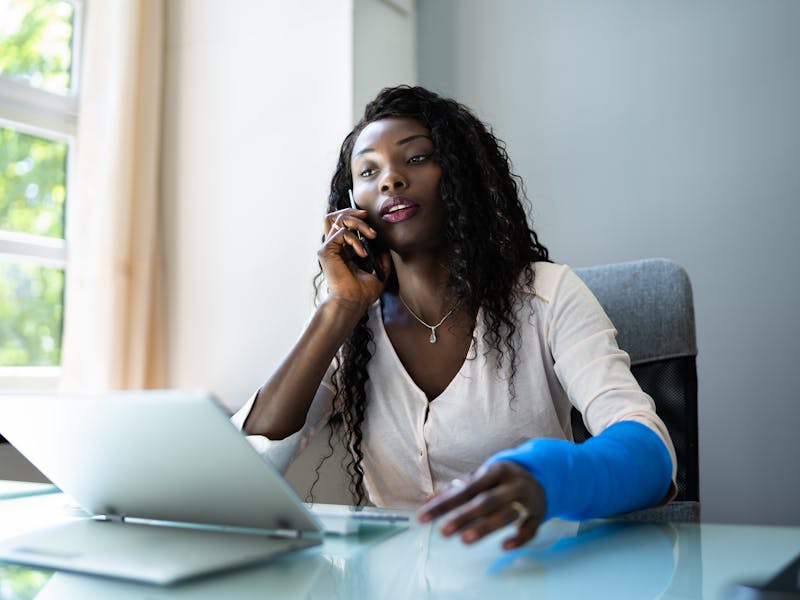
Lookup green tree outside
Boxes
[0,0,74,367]
[0,127,67,239]
[0,0,73,91]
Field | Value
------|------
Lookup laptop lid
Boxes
[0,391,323,533]
[0,391,326,584]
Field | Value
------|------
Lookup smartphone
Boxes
[348,189,385,281]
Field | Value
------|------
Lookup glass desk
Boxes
[1,489,798,599]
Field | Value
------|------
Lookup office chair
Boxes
[571,258,699,504]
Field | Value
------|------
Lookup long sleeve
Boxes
[230,371,336,473]
[542,267,677,484]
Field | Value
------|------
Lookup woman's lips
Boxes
[380,197,420,223]
[382,204,419,223]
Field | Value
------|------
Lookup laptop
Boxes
[0,390,365,584]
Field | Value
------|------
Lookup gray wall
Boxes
[353,0,417,118]
[419,0,800,525]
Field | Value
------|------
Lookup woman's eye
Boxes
[408,154,430,164]
[358,167,376,177]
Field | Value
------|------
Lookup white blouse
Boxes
[232,262,677,509]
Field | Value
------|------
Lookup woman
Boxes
[234,86,675,550]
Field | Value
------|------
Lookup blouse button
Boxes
[418,448,423,456]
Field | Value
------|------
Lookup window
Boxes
[0,0,83,391]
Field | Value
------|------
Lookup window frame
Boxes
[0,0,85,393]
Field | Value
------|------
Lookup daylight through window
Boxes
[0,0,83,386]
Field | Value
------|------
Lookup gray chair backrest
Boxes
[573,258,699,502]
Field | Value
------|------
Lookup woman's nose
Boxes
[379,167,407,193]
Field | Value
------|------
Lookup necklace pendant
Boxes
[397,294,456,346]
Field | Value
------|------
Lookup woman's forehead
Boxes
[352,117,431,156]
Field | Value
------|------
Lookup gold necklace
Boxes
[398,294,457,344]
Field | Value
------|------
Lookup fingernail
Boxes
[463,531,477,543]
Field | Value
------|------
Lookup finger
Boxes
[439,486,514,538]
[418,470,502,523]
[346,228,380,260]
[460,510,520,545]
[323,209,371,237]
[324,207,366,224]
[501,512,543,550]
[343,215,377,240]
[325,221,341,240]
[458,496,543,547]
[456,496,527,544]
[324,214,350,239]
[320,227,367,263]
[419,477,484,522]
[325,220,375,252]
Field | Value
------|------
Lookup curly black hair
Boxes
[312,85,550,505]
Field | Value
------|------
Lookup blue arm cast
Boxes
[484,421,673,521]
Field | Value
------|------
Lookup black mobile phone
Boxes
[352,236,385,281]
[348,190,385,281]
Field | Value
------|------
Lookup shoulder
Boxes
[516,262,609,329]
[515,261,579,304]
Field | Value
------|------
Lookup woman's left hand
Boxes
[417,461,547,550]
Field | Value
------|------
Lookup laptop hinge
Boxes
[98,514,126,523]
[272,528,303,539]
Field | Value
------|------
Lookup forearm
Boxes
[243,297,368,439]
[485,421,673,521]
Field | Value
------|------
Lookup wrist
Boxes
[317,295,371,331]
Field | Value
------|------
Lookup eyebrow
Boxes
[352,134,433,159]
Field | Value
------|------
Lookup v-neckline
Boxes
[374,300,477,403]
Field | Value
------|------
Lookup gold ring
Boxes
[509,500,530,528]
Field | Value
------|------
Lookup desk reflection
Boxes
[305,518,692,600]
[24,553,327,599]
[2,518,699,600]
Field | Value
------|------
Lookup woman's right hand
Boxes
[318,208,390,309]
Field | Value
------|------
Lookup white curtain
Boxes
[60,0,165,391]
